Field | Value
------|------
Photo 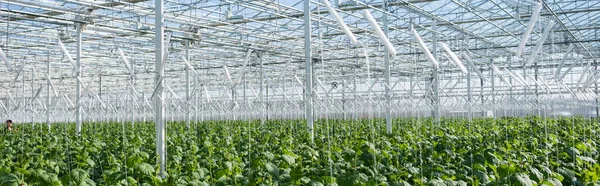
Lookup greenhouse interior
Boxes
[0,0,599,185]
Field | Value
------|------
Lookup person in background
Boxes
[5,120,15,132]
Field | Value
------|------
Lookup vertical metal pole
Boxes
[131,52,135,127]
[535,61,539,115]
[260,52,265,125]
[491,59,495,118]
[22,67,25,121]
[32,68,35,126]
[480,69,484,117]
[432,21,440,123]
[596,62,599,118]
[304,0,314,142]
[195,75,199,122]
[47,48,51,131]
[185,41,190,129]
[243,67,247,116]
[154,0,166,178]
[467,58,472,121]
[353,65,357,119]
[383,0,392,134]
[75,23,82,135]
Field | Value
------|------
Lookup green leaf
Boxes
[529,167,543,182]
[0,172,19,186]
[281,154,296,166]
[511,173,533,186]
[65,168,88,184]
[136,163,155,176]
[498,164,516,178]
[557,167,576,181]
[428,179,445,186]
[85,158,96,167]
[265,162,279,179]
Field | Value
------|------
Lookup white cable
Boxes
[363,10,396,57]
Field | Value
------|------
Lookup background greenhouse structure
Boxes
[0,0,599,185]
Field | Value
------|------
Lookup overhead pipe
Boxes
[581,70,600,91]
[526,74,542,89]
[117,48,133,74]
[516,1,543,56]
[490,64,512,87]
[525,21,555,66]
[576,64,591,90]
[503,68,526,88]
[322,0,357,44]
[410,25,439,69]
[57,38,77,72]
[235,49,253,85]
[11,65,25,85]
[0,47,13,72]
[0,100,8,114]
[581,73,600,91]
[537,77,553,93]
[181,55,200,78]
[462,53,485,81]
[204,86,211,102]
[504,68,527,87]
[222,65,234,87]
[294,75,304,88]
[513,72,531,89]
[439,42,467,74]
[46,74,58,97]
[363,10,396,57]
[555,44,574,79]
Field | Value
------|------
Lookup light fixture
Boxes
[57,38,78,72]
[439,42,468,74]
[322,0,357,44]
[410,26,439,69]
[363,10,396,57]
[516,1,543,56]
[117,48,133,75]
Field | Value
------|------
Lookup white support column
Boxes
[259,52,266,125]
[383,0,392,134]
[195,75,199,122]
[154,0,166,178]
[131,55,135,127]
[467,57,472,121]
[47,48,51,131]
[22,67,25,122]
[75,23,82,135]
[185,40,190,129]
[490,59,496,118]
[31,68,35,126]
[304,0,314,143]
[432,21,440,123]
